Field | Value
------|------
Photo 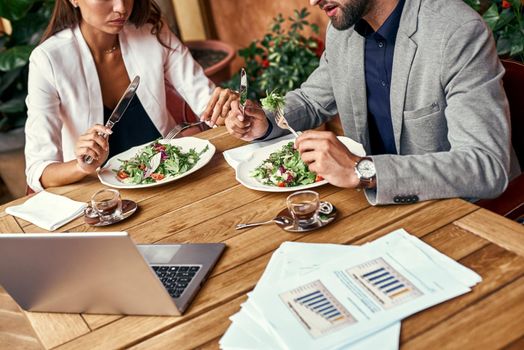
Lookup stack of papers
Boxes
[220,229,481,349]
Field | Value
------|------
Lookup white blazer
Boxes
[25,23,215,191]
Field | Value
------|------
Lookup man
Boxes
[225,0,520,205]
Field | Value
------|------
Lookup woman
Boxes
[25,0,235,191]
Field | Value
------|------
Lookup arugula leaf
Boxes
[114,141,209,184]
[260,90,285,112]
[250,141,319,187]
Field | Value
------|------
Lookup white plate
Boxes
[98,137,216,189]
[235,136,366,192]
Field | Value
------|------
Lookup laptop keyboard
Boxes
[152,265,201,299]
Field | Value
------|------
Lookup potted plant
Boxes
[222,8,323,100]
[0,0,52,133]
[156,0,236,84]
[464,0,523,62]
[187,40,235,84]
[0,0,52,200]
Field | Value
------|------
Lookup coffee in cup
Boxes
[91,189,122,223]
[286,190,320,227]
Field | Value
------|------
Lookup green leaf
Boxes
[260,90,285,112]
[299,8,309,19]
[0,95,26,113]
[483,4,500,30]
[0,0,37,21]
[494,9,515,32]
[0,116,10,131]
[10,1,53,45]
[463,0,481,12]
[509,29,524,56]
[508,0,521,10]
[0,46,33,71]
[0,36,7,50]
[0,67,23,94]
[496,35,512,55]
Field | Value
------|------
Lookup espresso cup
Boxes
[91,189,122,223]
[286,190,320,227]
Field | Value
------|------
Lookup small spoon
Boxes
[235,216,292,230]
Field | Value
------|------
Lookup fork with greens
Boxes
[261,90,300,137]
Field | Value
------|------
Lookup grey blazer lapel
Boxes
[390,0,421,153]
[347,33,369,150]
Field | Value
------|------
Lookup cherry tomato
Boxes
[117,170,129,179]
[277,182,286,187]
[151,173,165,181]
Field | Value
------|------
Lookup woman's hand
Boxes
[74,124,112,174]
[200,87,239,126]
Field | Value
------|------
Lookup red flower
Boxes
[502,0,511,9]
[261,58,270,68]
[312,37,325,58]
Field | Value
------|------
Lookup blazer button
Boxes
[400,197,406,203]
[394,196,400,203]
[412,195,419,202]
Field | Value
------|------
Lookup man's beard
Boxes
[331,0,369,30]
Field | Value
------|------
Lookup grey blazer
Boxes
[264,0,519,205]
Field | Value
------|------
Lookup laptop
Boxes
[0,232,225,316]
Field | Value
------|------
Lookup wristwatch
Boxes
[355,157,376,189]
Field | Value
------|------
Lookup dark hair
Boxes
[40,0,168,47]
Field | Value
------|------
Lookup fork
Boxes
[165,121,205,139]
[274,109,300,137]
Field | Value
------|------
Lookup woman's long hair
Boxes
[39,0,168,47]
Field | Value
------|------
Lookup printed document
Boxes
[248,229,480,349]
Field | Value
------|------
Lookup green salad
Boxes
[250,141,323,187]
[260,90,285,112]
[113,140,208,184]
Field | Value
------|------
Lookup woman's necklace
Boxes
[103,44,119,54]
[103,37,119,54]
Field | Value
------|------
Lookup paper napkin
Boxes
[6,191,87,231]
[223,134,294,169]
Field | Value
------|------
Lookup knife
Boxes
[83,75,140,164]
[239,68,248,117]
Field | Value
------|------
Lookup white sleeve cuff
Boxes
[26,160,60,192]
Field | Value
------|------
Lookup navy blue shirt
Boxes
[104,95,161,160]
[354,0,405,155]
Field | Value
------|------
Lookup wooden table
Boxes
[1,127,524,350]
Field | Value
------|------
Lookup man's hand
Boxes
[295,130,361,188]
[200,87,238,126]
[225,99,269,141]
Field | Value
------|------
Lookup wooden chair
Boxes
[165,86,208,137]
[476,59,524,221]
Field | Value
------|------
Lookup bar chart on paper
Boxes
[347,258,423,309]
[280,280,356,338]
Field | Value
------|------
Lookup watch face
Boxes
[357,159,376,178]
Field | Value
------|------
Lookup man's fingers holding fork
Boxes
[226,100,269,140]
